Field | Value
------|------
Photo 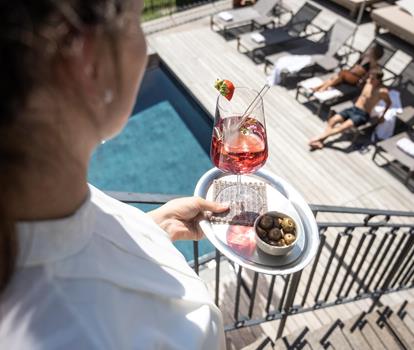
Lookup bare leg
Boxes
[313,73,344,92]
[309,116,355,149]
[309,114,350,149]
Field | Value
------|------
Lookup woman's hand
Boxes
[149,197,229,241]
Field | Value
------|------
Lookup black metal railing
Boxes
[108,191,414,339]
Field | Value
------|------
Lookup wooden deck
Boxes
[145,0,414,347]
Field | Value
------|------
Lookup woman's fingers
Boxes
[195,197,229,213]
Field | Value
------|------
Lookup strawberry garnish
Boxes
[214,79,235,101]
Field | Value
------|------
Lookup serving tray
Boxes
[194,168,319,275]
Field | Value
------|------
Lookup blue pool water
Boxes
[88,62,215,260]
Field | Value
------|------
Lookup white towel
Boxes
[397,138,414,157]
[297,76,342,101]
[218,11,233,21]
[398,0,414,16]
[313,88,342,102]
[267,55,312,85]
[299,77,324,90]
[250,32,265,43]
[372,90,402,141]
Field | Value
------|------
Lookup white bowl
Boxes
[254,211,300,256]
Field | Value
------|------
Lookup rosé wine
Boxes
[210,116,268,174]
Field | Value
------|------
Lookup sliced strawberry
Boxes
[214,79,235,101]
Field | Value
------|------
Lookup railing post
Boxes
[193,241,199,275]
[368,231,414,313]
[276,270,302,339]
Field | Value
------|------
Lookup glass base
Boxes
[212,181,266,226]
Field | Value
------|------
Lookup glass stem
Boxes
[236,174,241,205]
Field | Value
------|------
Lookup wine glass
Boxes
[210,87,268,215]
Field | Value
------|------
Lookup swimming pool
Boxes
[88,57,215,260]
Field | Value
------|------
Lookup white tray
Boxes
[194,168,319,275]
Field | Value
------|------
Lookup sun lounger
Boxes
[295,39,397,116]
[237,2,322,62]
[326,56,414,145]
[328,0,385,18]
[372,130,414,186]
[372,3,414,46]
[210,0,281,37]
[264,18,356,85]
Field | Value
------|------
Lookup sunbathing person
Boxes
[312,44,384,92]
[309,71,391,150]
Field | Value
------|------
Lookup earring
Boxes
[104,89,113,104]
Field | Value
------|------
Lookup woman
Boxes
[312,44,384,92]
[0,1,228,349]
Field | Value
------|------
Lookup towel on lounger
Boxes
[267,55,312,85]
[218,12,233,21]
[298,76,342,100]
[397,138,414,157]
[372,90,402,141]
[250,32,266,43]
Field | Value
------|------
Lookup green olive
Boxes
[281,217,295,233]
[284,233,296,245]
[275,239,286,247]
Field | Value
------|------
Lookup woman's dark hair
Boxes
[0,0,129,295]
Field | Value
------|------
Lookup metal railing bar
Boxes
[265,276,276,314]
[309,205,414,218]
[224,311,284,332]
[358,232,389,295]
[315,233,342,303]
[215,249,220,307]
[380,233,412,291]
[278,274,291,313]
[248,273,259,319]
[354,230,378,295]
[345,231,377,298]
[234,266,243,323]
[381,234,414,292]
[406,267,414,286]
[401,261,414,286]
[317,222,414,229]
[337,232,366,299]
[374,233,408,291]
[279,284,414,317]
[276,271,302,339]
[390,243,414,288]
[301,233,326,306]
[365,231,396,293]
[325,233,352,301]
[193,241,199,275]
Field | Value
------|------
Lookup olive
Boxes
[275,239,286,247]
[259,215,274,230]
[268,227,282,241]
[256,226,267,239]
[284,233,296,245]
[281,217,295,233]
[269,240,278,246]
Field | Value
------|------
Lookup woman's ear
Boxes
[56,29,102,105]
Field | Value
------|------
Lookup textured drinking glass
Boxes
[210,87,268,213]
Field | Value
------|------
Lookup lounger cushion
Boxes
[378,131,414,171]
[372,5,414,46]
[328,0,380,13]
